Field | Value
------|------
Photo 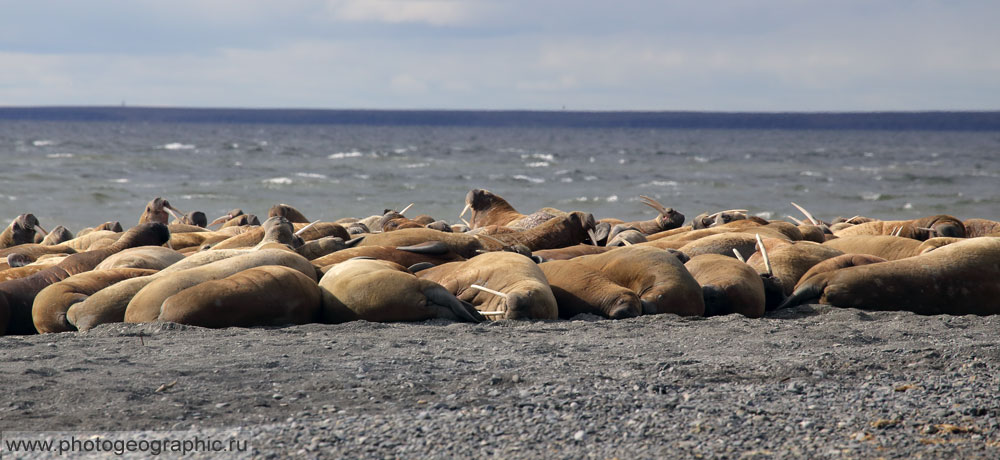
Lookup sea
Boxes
[0,108,998,233]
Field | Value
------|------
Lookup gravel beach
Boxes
[3,305,1000,459]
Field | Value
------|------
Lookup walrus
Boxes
[0,222,170,335]
[963,218,1000,238]
[538,259,640,319]
[0,214,48,249]
[220,214,260,228]
[691,209,760,229]
[532,244,612,261]
[781,237,1000,315]
[209,216,301,250]
[602,196,686,236]
[822,235,924,261]
[606,229,648,247]
[461,189,526,229]
[575,246,704,316]
[677,232,760,260]
[138,197,184,225]
[124,248,317,323]
[832,218,952,240]
[292,221,350,242]
[158,265,322,328]
[76,221,123,238]
[419,252,558,320]
[208,208,246,227]
[268,203,310,223]
[470,212,596,252]
[745,239,844,296]
[314,242,466,273]
[68,248,286,331]
[32,268,157,333]
[794,253,887,290]
[38,225,74,245]
[294,236,355,261]
[356,228,485,259]
[94,246,185,271]
[684,254,766,318]
[319,259,484,323]
[173,211,208,228]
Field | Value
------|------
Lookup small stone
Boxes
[272,394,283,400]
[573,430,585,441]
[215,402,229,408]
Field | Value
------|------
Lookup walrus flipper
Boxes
[777,275,828,310]
[422,282,486,323]
[396,241,451,255]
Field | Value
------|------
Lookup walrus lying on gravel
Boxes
[158,265,322,328]
[419,252,558,320]
[33,268,157,333]
[782,237,1000,315]
[575,246,704,316]
[319,259,484,323]
[0,223,170,335]
[539,259,641,319]
[685,254,765,318]
[745,239,844,296]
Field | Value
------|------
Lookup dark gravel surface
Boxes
[3,305,1000,459]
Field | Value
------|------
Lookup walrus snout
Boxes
[761,273,787,310]
[608,295,641,319]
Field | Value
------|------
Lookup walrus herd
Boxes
[0,191,997,336]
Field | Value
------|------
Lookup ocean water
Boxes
[1,117,998,232]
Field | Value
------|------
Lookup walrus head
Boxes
[912,215,966,240]
[177,211,208,227]
[639,196,685,230]
[8,213,47,246]
[209,208,245,227]
[465,189,509,212]
[260,216,300,247]
[268,203,310,223]
[40,225,74,245]
[139,197,183,225]
[117,222,171,248]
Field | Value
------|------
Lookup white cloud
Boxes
[324,0,482,26]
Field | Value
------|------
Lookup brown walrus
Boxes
[293,222,350,242]
[94,246,185,271]
[124,248,317,323]
[268,203,310,223]
[601,196,685,235]
[32,268,157,333]
[39,225,74,245]
[745,239,844,296]
[532,244,612,261]
[0,222,170,335]
[0,214,47,249]
[964,218,1000,238]
[470,211,596,252]
[173,211,208,228]
[781,237,1000,315]
[158,265,322,328]
[461,189,526,229]
[356,228,485,259]
[684,254,765,318]
[314,243,466,273]
[419,251,558,320]
[319,259,484,323]
[822,235,924,260]
[209,216,300,250]
[538,259,640,319]
[575,246,704,316]
[794,253,887,290]
[138,197,184,225]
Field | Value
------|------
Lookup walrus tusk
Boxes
[755,233,772,276]
[208,213,233,227]
[472,233,506,250]
[479,311,506,316]
[790,202,818,226]
[459,203,470,221]
[399,203,415,215]
[621,239,633,246]
[890,226,902,237]
[587,229,600,247]
[469,284,509,300]
[34,224,48,237]
[164,205,185,223]
[732,248,745,262]
[294,220,321,236]
[166,239,174,250]
[459,217,471,227]
[786,215,805,225]
[638,195,667,214]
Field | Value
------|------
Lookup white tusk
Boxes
[587,229,599,247]
[621,239,633,246]
[399,203,415,215]
[165,206,184,222]
[732,248,745,262]
[479,311,506,316]
[790,202,819,226]
[459,203,470,220]
[786,215,805,226]
[755,233,772,276]
[35,224,49,237]
[166,239,174,250]
[469,284,509,300]
[472,233,506,249]
[460,217,471,227]
[295,220,321,236]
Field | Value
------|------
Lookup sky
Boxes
[0,0,998,111]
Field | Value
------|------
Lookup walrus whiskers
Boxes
[732,248,745,262]
[755,233,772,276]
[294,220,321,236]
[469,284,509,300]
[790,202,819,226]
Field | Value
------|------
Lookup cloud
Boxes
[324,0,483,26]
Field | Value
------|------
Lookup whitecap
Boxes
[512,175,545,184]
[404,163,429,169]
[46,153,73,159]
[799,171,822,177]
[296,172,328,179]
[526,162,549,168]
[583,176,598,181]
[903,202,913,209]
[32,140,56,147]
[618,158,627,165]
[110,178,129,184]
[328,151,363,159]
[531,153,555,161]
[692,156,709,163]
[560,178,574,183]
[861,192,881,201]
[263,177,293,185]
[606,195,619,203]
[161,143,195,150]
[554,169,571,176]
[643,180,679,188]
[755,211,773,220]
[354,174,370,180]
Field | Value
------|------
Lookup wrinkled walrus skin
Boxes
[782,237,1000,315]
[684,254,765,318]
[319,259,484,323]
[33,268,156,333]
[158,265,322,328]
[575,246,704,317]
[539,259,640,319]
